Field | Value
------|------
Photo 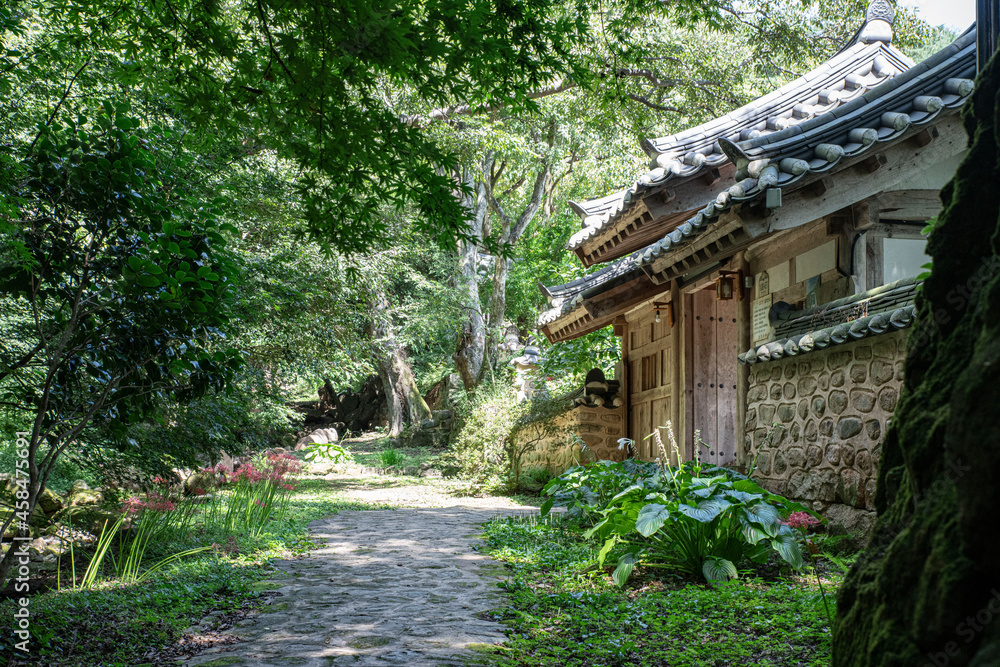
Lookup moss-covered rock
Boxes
[52,506,121,535]
[833,50,1000,666]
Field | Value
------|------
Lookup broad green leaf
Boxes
[744,503,780,525]
[702,558,738,583]
[635,503,671,537]
[771,533,804,569]
[612,552,639,587]
[677,498,729,523]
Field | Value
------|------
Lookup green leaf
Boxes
[612,552,639,587]
[137,275,160,288]
[743,503,780,525]
[702,558,738,583]
[677,498,729,523]
[770,533,803,569]
[635,503,671,537]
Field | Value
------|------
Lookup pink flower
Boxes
[783,511,821,530]
[192,488,206,496]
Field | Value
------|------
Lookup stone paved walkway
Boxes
[186,478,534,667]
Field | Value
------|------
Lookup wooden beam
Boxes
[584,277,671,320]
[876,188,943,221]
[761,115,965,233]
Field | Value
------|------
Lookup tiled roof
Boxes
[539,28,975,339]
[537,251,645,325]
[738,278,919,365]
[566,40,913,253]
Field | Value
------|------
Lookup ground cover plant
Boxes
[480,515,837,667]
[0,468,390,665]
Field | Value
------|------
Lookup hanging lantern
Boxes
[716,274,735,300]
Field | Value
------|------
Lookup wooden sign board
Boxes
[752,295,773,344]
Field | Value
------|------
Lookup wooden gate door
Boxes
[685,289,739,465]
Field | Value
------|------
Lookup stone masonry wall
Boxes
[519,405,626,474]
[744,330,906,534]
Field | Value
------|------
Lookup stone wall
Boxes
[518,404,627,474]
[744,330,906,534]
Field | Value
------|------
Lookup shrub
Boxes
[542,424,817,584]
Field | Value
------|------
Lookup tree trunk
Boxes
[370,289,431,437]
[453,162,489,391]
[833,53,1000,666]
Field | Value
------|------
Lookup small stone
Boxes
[784,364,796,380]
[783,383,796,400]
[879,387,899,412]
[829,390,848,415]
[797,399,809,420]
[871,359,895,385]
[760,404,776,424]
[841,444,856,466]
[827,351,852,370]
[748,386,767,404]
[806,445,822,467]
[756,452,772,475]
[838,469,863,507]
[777,403,796,423]
[825,444,841,465]
[785,447,805,468]
[830,370,846,387]
[771,368,783,382]
[770,384,783,400]
[851,389,876,413]
[837,417,863,440]
[773,451,787,475]
[866,419,882,441]
[804,420,818,442]
[873,339,897,358]
[790,422,801,442]
[746,408,758,430]
[818,373,831,391]
[797,377,818,397]
[819,418,834,437]
[811,396,826,417]
[854,345,872,360]
[856,450,872,472]
[850,363,868,383]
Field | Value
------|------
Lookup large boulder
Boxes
[295,427,339,450]
[52,506,121,536]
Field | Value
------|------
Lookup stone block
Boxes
[854,344,872,360]
[785,446,805,468]
[825,444,841,465]
[841,444,856,467]
[784,364,796,380]
[878,387,899,413]
[770,384,783,400]
[787,469,838,502]
[773,451,787,475]
[811,396,826,418]
[760,404,776,424]
[797,377,818,397]
[837,417,863,440]
[850,363,868,383]
[872,338,897,358]
[830,369,845,388]
[865,478,878,510]
[748,385,768,404]
[606,427,621,436]
[777,403,796,423]
[827,351,852,370]
[797,399,809,419]
[851,389,876,413]
[579,412,598,421]
[771,367,783,382]
[825,503,876,536]
[746,408,758,430]
[806,445,822,468]
[601,414,622,423]
[866,419,881,441]
[804,420,818,442]
[870,359,894,385]
[790,422,801,442]
[855,449,872,473]
[819,417,834,437]
[756,451,772,475]
[783,383,796,400]
[829,390,848,415]
[895,360,905,381]
[818,372,831,391]
[798,362,812,376]
[838,469,862,507]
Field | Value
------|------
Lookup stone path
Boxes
[186,478,535,667]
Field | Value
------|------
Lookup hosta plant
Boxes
[539,458,659,525]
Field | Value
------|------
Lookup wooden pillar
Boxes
[734,251,752,471]
[614,316,630,445]
[670,281,683,465]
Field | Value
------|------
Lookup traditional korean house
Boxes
[537,2,977,530]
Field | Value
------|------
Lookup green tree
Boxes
[0,105,241,585]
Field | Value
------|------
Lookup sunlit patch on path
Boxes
[185,477,535,666]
